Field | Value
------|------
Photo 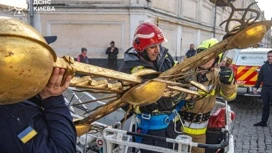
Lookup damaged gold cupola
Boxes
[0,17,57,104]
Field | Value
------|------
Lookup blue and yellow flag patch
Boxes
[17,126,37,144]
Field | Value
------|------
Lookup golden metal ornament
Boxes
[74,123,91,136]
[0,17,56,104]
[121,80,167,106]
[159,21,272,79]
[0,1,271,136]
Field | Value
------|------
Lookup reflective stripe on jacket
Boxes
[182,120,208,135]
[180,68,237,135]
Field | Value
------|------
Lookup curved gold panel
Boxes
[0,17,55,104]
[121,81,166,106]
[227,21,272,49]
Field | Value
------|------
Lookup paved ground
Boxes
[229,96,272,153]
[64,89,272,153]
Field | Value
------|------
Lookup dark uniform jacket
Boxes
[255,61,272,88]
[0,95,76,153]
[106,47,119,59]
[120,46,176,113]
[185,49,197,58]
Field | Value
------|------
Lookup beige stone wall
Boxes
[200,1,214,25]
[182,0,198,20]
[181,26,198,55]
[36,12,130,59]
[152,0,179,15]
[52,0,128,4]
[158,20,179,57]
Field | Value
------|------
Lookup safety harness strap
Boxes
[179,111,211,122]
[135,100,185,142]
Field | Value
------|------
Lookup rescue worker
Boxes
[178,38,237,153]
[120,22,183,153]
[0,68,76,153]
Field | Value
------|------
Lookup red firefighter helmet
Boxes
[133,22,166,52]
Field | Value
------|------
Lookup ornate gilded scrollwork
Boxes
[219,2,261,36]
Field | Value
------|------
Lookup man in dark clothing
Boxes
[185,44,196,58]
[77,47,89,64]
[121,46,175,74]
[0,68,77,153]
[120,22,181,153]
[106,41,119,70]
[253,50,272,127]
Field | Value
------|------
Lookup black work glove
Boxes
[139,98,171,113]
[140,97,176,113]
[185,100,196,109]
[219,66,234,85]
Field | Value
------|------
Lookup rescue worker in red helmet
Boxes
[120,22,183,153]
[178,38,237,153]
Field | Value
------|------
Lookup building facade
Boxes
[1,0,271,67]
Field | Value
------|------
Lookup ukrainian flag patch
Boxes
[17,126,37,144]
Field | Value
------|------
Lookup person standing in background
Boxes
[253,50,272,127]
[77,47,89,64]
[185,44,196,58]
[105,41,119,70]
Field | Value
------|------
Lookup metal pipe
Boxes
[198,131,229,149]
[29,0,34,26]
[213,5,217,37]
[126,131,167,141]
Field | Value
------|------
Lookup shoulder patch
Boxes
[17,125,37,144]
[131,66,145,74]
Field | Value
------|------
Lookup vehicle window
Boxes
[221,49,239,64]
[222,50,235,59]
[236,53,266,66]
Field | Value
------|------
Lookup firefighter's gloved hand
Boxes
[140,97,173,113]
[219,66,234,85]
[185,100,195,109]
[157,97,174,112]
